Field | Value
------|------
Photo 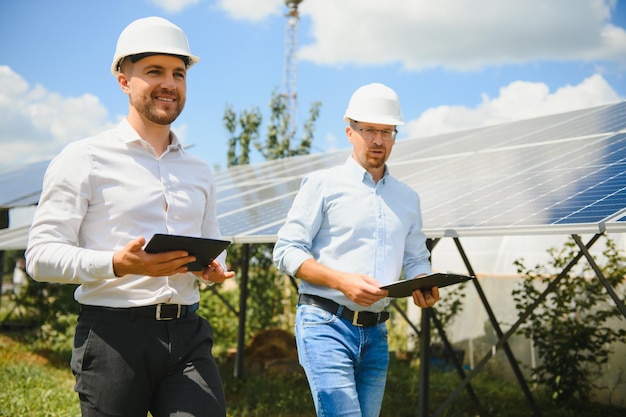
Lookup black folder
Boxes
[380,273,473,298]
[145,234,230,271]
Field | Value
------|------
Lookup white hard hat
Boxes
[111,16,200,76]
[343,83,404,126]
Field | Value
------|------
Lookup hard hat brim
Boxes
[111,53,200,76]
[343,114,404,126]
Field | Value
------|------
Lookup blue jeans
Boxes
[295,303,390,417]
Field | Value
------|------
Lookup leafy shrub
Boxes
[512,235,626,401]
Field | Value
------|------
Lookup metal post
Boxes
[0,208,9,313]
[418,307,431,417]
[234,243,250,379]
[417,237,438,417]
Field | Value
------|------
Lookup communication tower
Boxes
[284,0,303,129]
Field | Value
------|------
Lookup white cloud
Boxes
[214,0,284,22]
[297,0,626,70]
[153,1,626,71]
[0,66,115,171]
[149,0,200,13]
[405,74,622,138]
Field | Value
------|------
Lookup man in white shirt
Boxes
[26,16,234,417]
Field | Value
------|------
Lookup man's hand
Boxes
[412,286,440,308]
[112,237,196,277]
[339,273,388,307]
[294,259,386,307]
[196,259,236,284]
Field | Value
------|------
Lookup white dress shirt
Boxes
[26,118,224,308]
[273,156,432,312]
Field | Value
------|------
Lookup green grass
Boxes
[0,335,79,417]
[2,332,625,417]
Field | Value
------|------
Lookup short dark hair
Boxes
[127,52,190,67]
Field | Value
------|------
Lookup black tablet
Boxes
[380,273,474,298]
[144,234,231,271]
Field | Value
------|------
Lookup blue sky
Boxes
[1,0,626,174]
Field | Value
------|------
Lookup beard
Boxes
[365,158,385,169]
[131,92,185,125]
[363,146,387,168]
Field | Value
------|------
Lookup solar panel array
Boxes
[2,101,626,244]
[215,101,626,242]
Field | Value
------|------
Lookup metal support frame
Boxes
[418,238,493,417]
[422,232,626,417]
[424,237,541,417]
[429,232,594,415]
[571,234,626,319]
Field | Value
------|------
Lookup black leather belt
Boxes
[298,294,389,327]
[79,302,199,321]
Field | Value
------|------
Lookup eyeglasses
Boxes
[350,124,397,141]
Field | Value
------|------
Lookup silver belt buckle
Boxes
[156,304,181,320]
[352,311,363,327]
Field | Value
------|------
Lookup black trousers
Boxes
[71,307,226,417]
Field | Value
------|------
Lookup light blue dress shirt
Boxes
[273,156,432,312]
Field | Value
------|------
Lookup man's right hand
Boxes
[295,259,388,307]
[112,237,196,277]
[339,273,388,307]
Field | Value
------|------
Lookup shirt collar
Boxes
[168,131,184,151]
[116,118,184,152]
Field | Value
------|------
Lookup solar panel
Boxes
[2,101,626,244]
[215,151,350,239]
[0,159,49,208]
[413,132,626,233]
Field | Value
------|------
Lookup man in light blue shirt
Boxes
[273,83,440,417]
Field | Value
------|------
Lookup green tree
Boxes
[512,235,626,402]
[224,104,262,167]
[256,89,320,160]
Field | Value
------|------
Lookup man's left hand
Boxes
[195,260,235,284]
[412,286,440,308]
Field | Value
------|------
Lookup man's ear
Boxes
[118,73,131,93]
[346,125,355,144]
